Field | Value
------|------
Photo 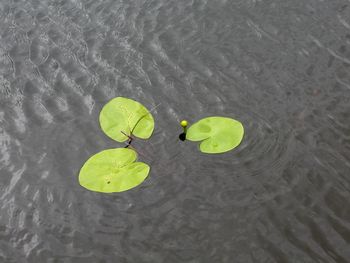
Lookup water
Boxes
[1,0,350,262]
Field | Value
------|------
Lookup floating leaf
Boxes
[99,97,154,142]
[186,116,244,154]
[79,148,150,193]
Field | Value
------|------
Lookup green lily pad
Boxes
[79,148,150,193]
[99,97,154,142]
[186,116,244,154]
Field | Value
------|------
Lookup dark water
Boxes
[1,0,350,262]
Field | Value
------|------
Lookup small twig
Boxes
[122,103,161,161]
[127,144,151,161]
[120,130,133,140]
[130,103,161,135]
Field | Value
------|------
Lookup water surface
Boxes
[1,0,350,262]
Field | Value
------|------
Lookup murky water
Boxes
[1,0,350,262]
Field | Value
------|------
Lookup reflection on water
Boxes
[1,0,350,262]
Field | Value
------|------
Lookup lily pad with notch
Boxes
[186,116,244,154]
[79,148,150,193]
[99,97,154,142]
